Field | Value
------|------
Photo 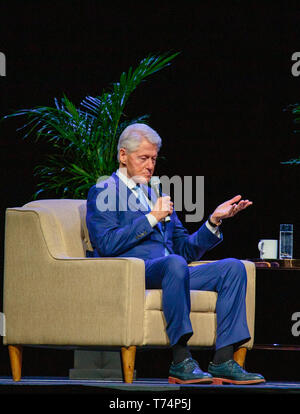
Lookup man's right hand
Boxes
[150,196,173,222]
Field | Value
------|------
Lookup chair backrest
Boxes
[23,199,91,258]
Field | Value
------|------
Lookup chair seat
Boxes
[145,289,217,313]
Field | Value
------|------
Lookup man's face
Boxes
[119,137,158,184]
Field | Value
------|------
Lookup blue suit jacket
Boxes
[86,172,223,262]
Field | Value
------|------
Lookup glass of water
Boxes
[279,224,293,259]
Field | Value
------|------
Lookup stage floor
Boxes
[0,377,300,395]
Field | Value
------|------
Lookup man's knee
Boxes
[165,254,188,269]
[220,258,246,281]
[164,254,189,282]
[224,257,245,270]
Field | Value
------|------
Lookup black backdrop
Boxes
[1,1,300,378]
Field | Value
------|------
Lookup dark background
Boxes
[1,1,300,380]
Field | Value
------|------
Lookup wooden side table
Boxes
[250,259,300,351]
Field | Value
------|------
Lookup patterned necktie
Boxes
[134,184,164,232]
[134,184,151,212]
[133,184,168,255]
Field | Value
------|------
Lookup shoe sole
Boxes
[212,377,266,385]
[168,376,213,384]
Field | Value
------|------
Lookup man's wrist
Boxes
[149,211,164,222]
[146,213,158,227]
[208,214,222,227]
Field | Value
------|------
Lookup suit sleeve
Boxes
[171,211,223,262]
[86,185,154,257]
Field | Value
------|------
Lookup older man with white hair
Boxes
[86,123,265,385]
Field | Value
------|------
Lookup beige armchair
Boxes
[3,199,256,382]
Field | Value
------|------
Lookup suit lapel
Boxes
[112,172,150,216]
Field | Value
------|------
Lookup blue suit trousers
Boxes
[145,254,250,349]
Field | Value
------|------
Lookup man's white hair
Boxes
[117,123,162,161]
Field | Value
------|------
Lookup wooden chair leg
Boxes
[121,346,136,383]
[8,345,23,382]
[233,346,247,368]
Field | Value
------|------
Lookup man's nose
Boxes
[145,159,155,169]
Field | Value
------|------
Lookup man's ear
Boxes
[119,148,127,164]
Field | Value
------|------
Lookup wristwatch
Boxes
[208,215,222,227]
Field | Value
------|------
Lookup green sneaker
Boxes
[208,359,265,385]
[168,357,213,384]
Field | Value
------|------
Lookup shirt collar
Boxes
[116,169,138,191]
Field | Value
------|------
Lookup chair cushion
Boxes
[145,289,217,313]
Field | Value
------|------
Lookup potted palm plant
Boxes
[3,52,179,199]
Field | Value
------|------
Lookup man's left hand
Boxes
[210,195,253,225]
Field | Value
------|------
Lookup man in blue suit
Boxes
[86,123,265,385]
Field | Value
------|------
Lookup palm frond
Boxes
[3,51,179,198]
